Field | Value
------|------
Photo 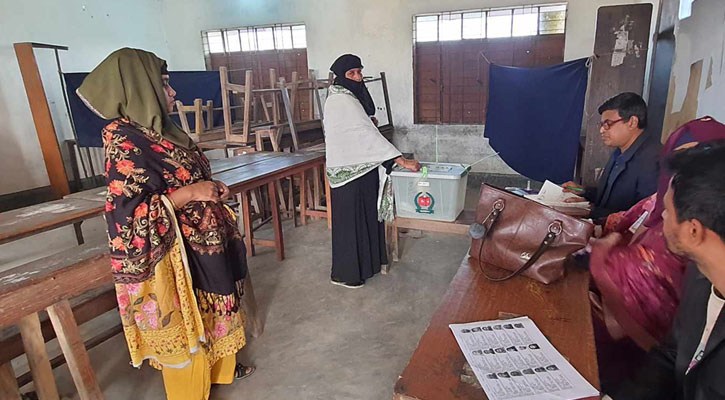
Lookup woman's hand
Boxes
[371,116,379,127]
[395,157,422,172]
[167,181,222,209]
[213,180,230,201]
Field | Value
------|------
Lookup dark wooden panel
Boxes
[414,34,564,124]
[580,4,653,186]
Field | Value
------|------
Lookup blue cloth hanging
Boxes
[484,58,589,184]
[64,71,223,147]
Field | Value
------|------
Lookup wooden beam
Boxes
[47,300,103,400]
[193,98,204,134]
[242,70,253,143]
[14,42,70,198]
[18,313,60,400]
[220,66,233,143]
[0,362,21,400]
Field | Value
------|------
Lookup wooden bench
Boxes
[0,198,104,246]
[385,210,476,272]
[0,241,264,399]
[394,255,599,400]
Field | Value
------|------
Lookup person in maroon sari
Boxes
[591,117,725,349]
[588,117,725,392]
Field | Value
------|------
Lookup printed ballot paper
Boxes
[524,180,590,215]
[450,317,599,400]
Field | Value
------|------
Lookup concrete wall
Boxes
[662,0,725,139]
[162,0,658,175]
[0,0,168,195]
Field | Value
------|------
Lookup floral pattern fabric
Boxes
[103,119,247,369]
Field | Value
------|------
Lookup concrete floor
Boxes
[3,193,475,399]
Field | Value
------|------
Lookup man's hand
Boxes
[562,181,585,194]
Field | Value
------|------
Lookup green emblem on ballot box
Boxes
[414,192,435,214]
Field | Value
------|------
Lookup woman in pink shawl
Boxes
[590,116,725,351]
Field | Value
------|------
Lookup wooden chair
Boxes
[175,99,222,143]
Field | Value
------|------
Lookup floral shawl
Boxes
[104,119,247,368]
[323,85,401,222]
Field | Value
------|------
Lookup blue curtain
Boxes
[64,71,223,147]
[484,58,588,184]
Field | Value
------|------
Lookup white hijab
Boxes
[324,86,401,170]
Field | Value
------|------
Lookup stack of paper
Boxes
[450,317,599,400]
[524,181,590,215]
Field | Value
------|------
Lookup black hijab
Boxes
[330,54,376,116]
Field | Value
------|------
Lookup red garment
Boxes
[590,117,725,350]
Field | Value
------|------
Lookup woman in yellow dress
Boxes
[77,48,254,399]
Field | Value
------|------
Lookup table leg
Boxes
[391,219,400,263]
[242,270,263,338]
[73,222,85,245]
[241,191,255,257]
[0,362,21,400]
[313,166,322,211]
[267,181,285,261]
[18,313,60,400]
[300,172,308,226]
[288,177,298,227]
[324,167,332,230]
[47,299,103,400]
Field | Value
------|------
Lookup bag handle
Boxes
[473,199,563,282]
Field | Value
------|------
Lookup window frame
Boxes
[202,23,307,55]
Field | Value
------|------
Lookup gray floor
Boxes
[4,199,474,399]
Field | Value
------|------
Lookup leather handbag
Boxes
[469,184,594,284]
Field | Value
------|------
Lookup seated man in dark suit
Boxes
[605,140,725,400]
[564,92,660,222]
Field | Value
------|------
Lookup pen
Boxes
[564,186,584,192]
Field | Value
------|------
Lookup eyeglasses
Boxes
[599,118,624,130]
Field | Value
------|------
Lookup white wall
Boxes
[161,0,658,174]
[668,0,725,123]
[2,0,663,195]
[0,0,169,195]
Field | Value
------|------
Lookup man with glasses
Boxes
[564,92,660,222]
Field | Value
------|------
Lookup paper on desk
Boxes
[525,180,590,209]
[450,317,599,400]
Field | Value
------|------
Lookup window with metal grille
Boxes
[200,23,312,117]
[414,4,567,124]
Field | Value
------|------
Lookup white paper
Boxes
[524,180,590,209]
[449,317,599,400]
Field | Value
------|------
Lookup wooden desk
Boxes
[215,152,328,260]
[394,256,599,400]
[388,210,476,268]
[0,198,104,246]
[209,152,282,174]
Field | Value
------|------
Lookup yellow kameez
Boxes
[114,197,246,399]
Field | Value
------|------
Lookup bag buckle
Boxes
[548,221,563,236]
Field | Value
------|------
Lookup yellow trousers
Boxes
[161,352,236,400]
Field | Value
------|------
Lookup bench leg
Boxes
[73,222,85,245]
[18,313,60,400]
[242,271,263,338]
[0,362,21,400]
[47,299,104,400]
[288,177,298,227]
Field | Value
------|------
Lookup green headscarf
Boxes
[77,48,193,149]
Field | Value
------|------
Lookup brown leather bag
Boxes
[469,184,594,284]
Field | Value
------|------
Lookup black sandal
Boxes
[234,363,256,380]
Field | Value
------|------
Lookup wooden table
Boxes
[0,198,105,246]
[215,152,328,261]
[394,255,599,400]
[387,210,476,269]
